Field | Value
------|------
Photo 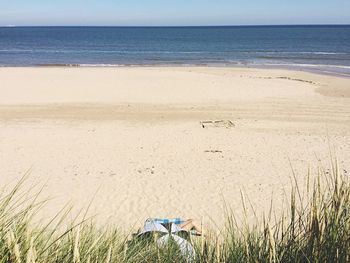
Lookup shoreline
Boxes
[1,63,349,79]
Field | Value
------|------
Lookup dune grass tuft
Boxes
[1,163,349,262]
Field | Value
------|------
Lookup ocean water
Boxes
[0,25,350,76]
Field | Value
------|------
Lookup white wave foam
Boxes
[262,51,347,55]
[0,49,33,52]
[261,63,350,69]
[79,64,127,67]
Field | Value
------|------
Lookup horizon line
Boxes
[1,23,350,28]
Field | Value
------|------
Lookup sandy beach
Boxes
[0,66,349,229]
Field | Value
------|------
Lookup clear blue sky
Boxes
[0,0,349,26]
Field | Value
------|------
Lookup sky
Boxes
[0,0,350,26]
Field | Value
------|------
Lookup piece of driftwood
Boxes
[200,120,235,128]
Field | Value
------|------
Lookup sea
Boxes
[0,25,350,76]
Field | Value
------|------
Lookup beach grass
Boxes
[1,162,349,263]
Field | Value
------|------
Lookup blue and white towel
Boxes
[147,218,185,225]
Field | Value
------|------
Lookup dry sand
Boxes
[0,67,349,229]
